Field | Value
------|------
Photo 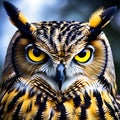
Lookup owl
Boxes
[0,1,120,120]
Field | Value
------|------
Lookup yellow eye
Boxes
[74,48,93,63]
[27,46,46,63]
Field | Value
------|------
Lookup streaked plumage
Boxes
[0,1,120,120]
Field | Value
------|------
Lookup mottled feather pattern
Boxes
[0,76,119,119]
[0,1,120,120]
[34,21,89,58]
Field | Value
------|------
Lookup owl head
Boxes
[2,1,117,97]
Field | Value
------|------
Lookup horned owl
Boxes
[0,1,120,120]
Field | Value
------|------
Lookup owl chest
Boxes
[0,88,119,120]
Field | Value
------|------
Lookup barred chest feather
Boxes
[0,77,119,120]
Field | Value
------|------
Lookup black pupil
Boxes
[78,49,87,58]
[33,47,41,57]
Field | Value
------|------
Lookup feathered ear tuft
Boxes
[3,1,37,36]
[89,6,117,29]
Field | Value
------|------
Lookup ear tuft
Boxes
[89,8,103,28]
[3,1,36,36]
[89,6,117,29]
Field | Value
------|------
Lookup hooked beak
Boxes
[55,63,65,90]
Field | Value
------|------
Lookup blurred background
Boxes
[0,0,120,92]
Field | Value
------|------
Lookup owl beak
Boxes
[56,63,65,90]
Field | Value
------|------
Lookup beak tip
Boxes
[58,82,62,90]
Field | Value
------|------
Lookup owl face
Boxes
[2,2,117,95]
[9,22,110,92]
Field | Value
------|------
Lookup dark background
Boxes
[0,0,120,92]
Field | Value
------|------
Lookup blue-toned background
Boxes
[0,0,120,92]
